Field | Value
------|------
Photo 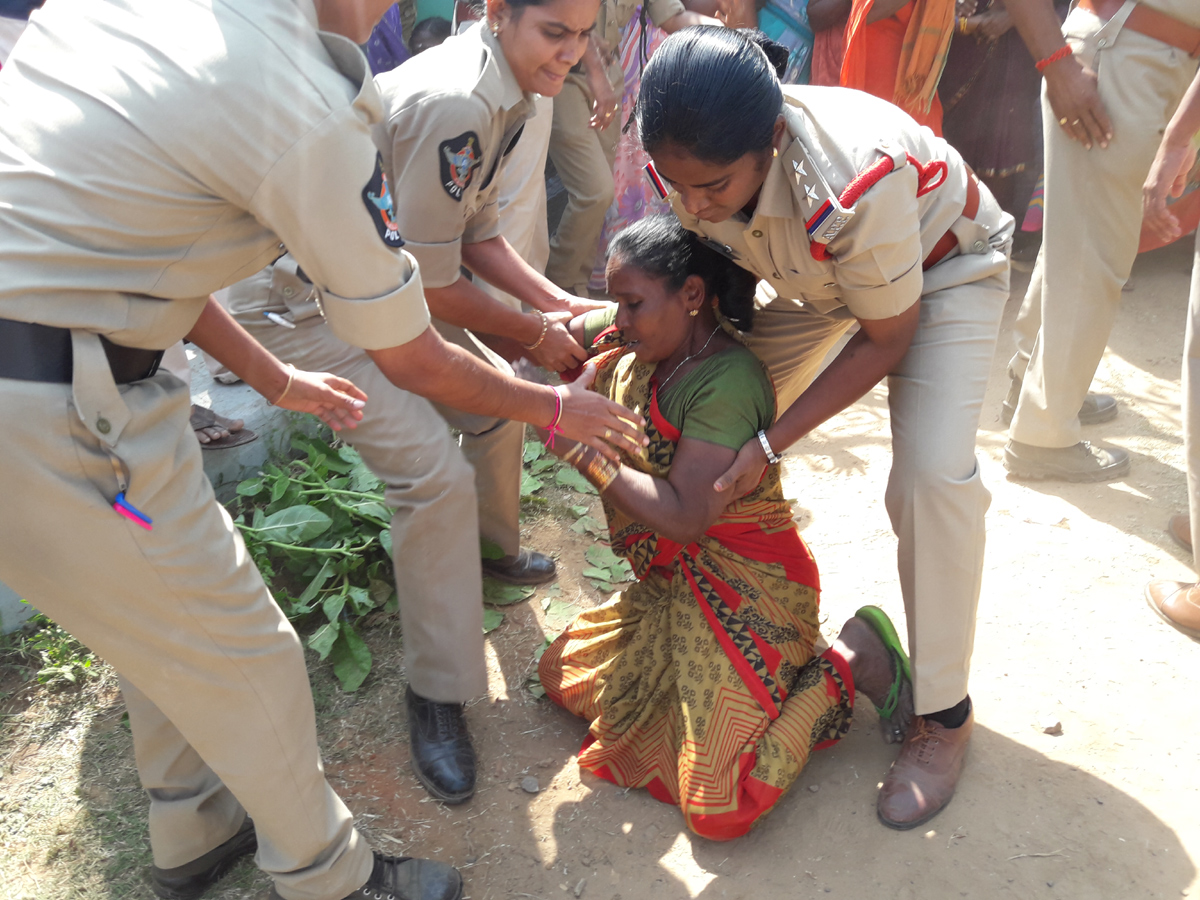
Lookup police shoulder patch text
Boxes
[439,131,483,202]
[361,154,404,249]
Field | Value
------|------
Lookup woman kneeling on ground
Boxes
[536,215,913,840]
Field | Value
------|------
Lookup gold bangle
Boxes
[584,450,619,492]
[563,443,586,465]
[270,364,295,407]
[523,310,549,351]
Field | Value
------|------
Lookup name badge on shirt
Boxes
[439,131,483,202]
[361,155,404,249]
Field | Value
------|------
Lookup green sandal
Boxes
[853,605,912,723]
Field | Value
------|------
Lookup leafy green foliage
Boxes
[7,608,96,686]
[482,608,505,634]
[583,544,634,593]
[556,466,597,495]
[231,436,395,692]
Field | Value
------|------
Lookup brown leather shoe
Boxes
[1169,515,1193,554]
[877,703,974,830]
[1145,580,1200,640]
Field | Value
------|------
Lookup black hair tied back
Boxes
[738,28,790,80]
[636,26,783,164]
[609,215,758,332]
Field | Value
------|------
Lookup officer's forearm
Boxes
[185,295,292,402]
[461,236,570,312]
[367,327,648,459]
[424,276,546,345]
[765,300,920,452]
[368,326,556,424]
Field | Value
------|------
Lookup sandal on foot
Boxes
[190,405,257,450]
[854,605,913,743]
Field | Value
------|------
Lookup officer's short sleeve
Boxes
[646,0,686,26]
[383,94,494,289]
[249,105,430,351]
[830,165,924,321]
[461,184,502,246]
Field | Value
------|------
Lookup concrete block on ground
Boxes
[0,580,34,635]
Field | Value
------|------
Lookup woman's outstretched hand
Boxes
[273,369,367,432]
[555,362,647,460]
[713,437,767,498]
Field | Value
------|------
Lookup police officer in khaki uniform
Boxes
[0,1,639,898]
[637,28,1012,830]
[545,0,719,297]
[1001,0,1200,481]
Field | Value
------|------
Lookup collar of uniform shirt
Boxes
[754,144,802,221]
[479,23,533,116]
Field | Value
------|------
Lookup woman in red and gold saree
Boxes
[539,215,913,841]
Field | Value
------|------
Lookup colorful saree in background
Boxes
[841,0,953,134]
[539,345,855,841]
[587,8,672,293]
[758,0,815,85]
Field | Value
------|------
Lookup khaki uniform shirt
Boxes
[0,0,428,355]
[671,86,997,321]
[374,24,535,290]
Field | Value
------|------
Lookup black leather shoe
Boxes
[481,549,557,585]
[151,816,256,900]
[266,851,463,900]
[406,686,476,804]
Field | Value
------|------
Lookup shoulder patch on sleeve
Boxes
[439,131,483,201]
[361,155,404,249]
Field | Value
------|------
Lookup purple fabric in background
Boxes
[364,4,410,75]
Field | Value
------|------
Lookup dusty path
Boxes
[3,241,1200,900]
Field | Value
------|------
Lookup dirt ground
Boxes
[4,240,1200,900]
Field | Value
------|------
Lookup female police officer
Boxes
[637,28,1013,831]
[0,1,640,898]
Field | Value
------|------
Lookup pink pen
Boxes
[113,502,153,530]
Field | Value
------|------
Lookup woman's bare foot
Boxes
[833,616,913,743]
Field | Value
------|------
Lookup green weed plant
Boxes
[231,434,396,692]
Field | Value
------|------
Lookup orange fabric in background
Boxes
[810,23,848,86]
[840,0,945,134]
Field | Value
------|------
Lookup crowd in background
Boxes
[3,2,1200,899]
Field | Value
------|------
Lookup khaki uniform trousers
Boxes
[747,237,1011,715]
[1009,7,1199,448]
[228,267,515,703]
[1184,230,1200,568]
[482,94,555,311]
[546,62,624,296]
[0,374,373,900]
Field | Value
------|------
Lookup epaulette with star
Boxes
[783,138,856,262]
[787,139,948,262]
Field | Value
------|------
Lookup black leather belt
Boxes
[0,317,164,384]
